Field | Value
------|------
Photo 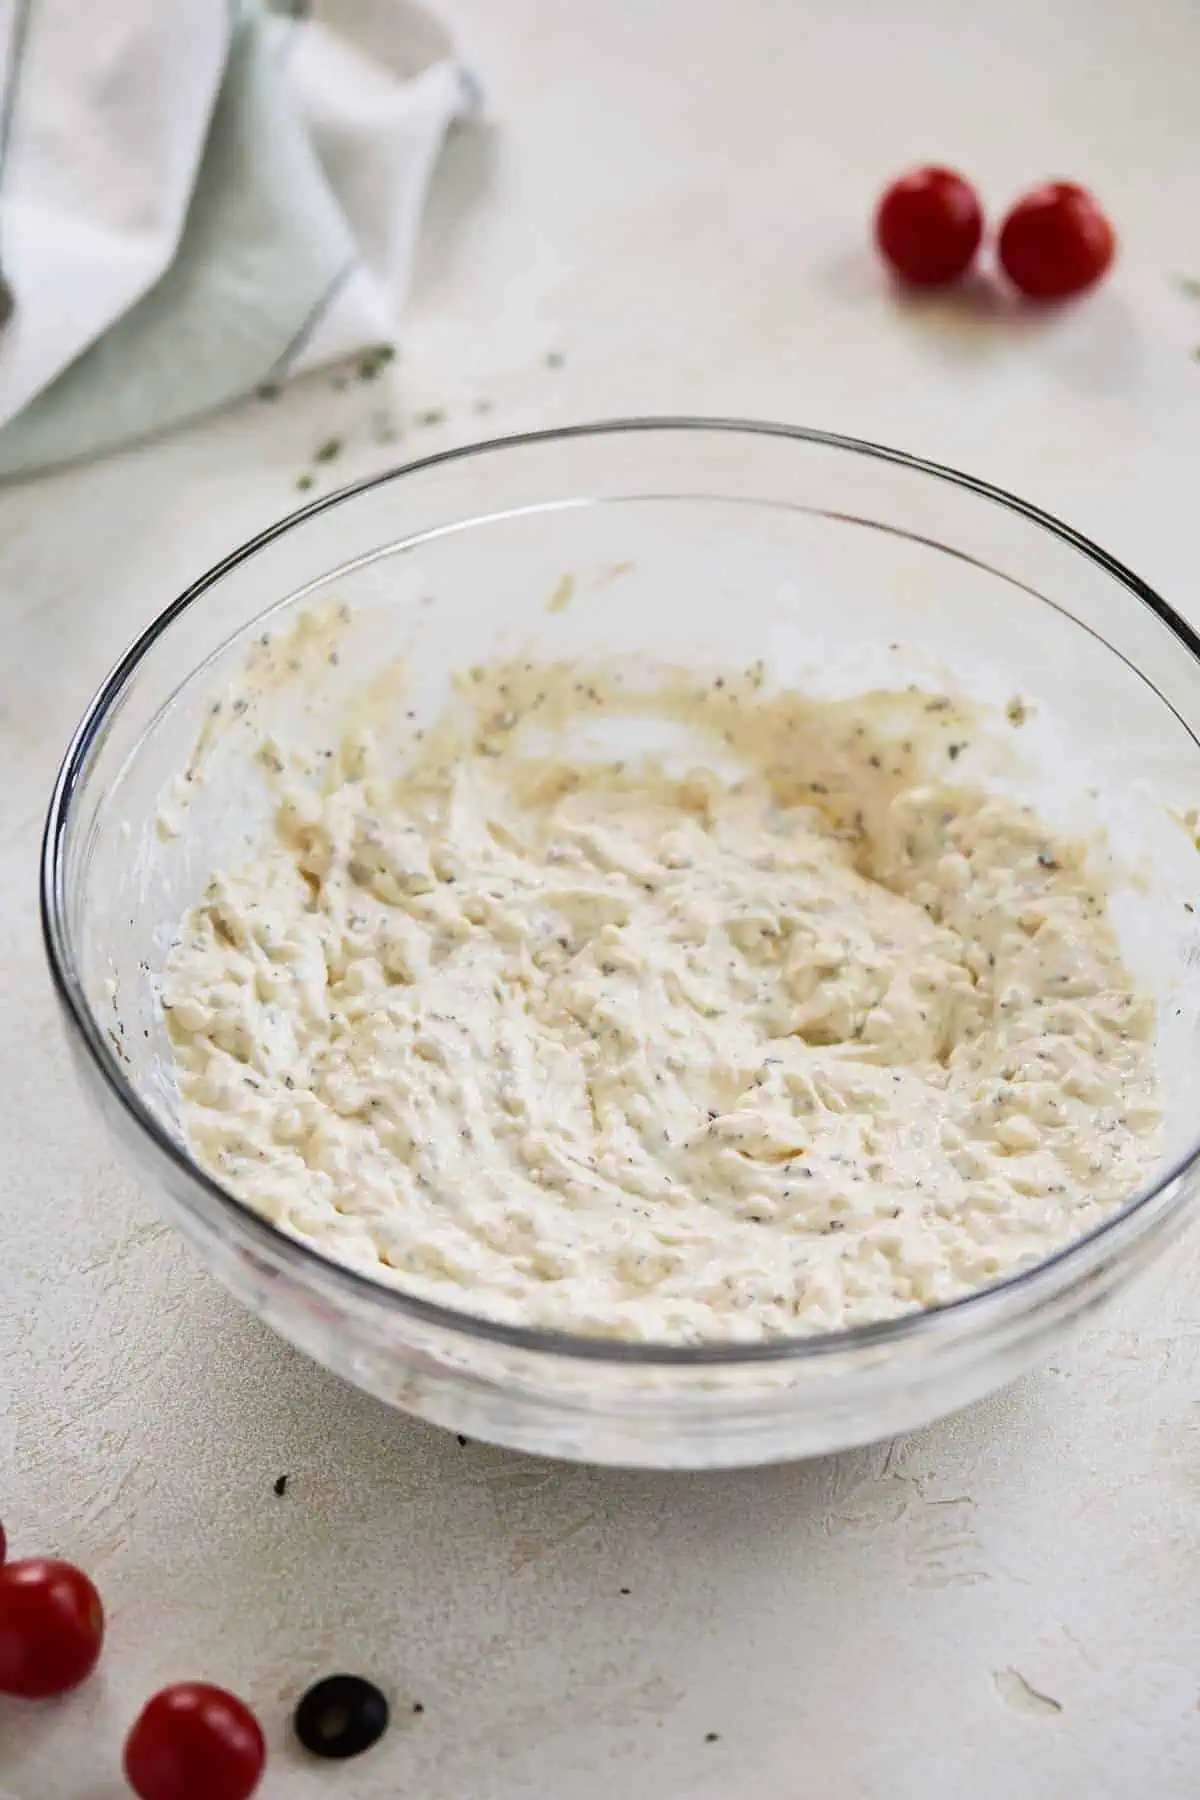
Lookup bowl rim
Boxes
[40,415,1200,1367]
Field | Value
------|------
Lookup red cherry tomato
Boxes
[124,1683,266,1800]
[998,182,1116,300]
[874,166,984,287]
[0,1558,104,1697]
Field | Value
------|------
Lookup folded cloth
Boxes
[0,0,474,477]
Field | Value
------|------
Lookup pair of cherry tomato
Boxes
[0,1527,264,1800]
[875,166,1115,299]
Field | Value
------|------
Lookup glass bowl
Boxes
[41,420,1200,1469]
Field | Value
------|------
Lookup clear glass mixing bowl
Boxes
[41,420,1200,1468]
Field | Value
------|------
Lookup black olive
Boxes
[294,1674,389,1759]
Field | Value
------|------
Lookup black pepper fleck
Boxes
[273,1474,288,1496]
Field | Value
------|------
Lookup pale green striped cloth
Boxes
[0,0,473,475]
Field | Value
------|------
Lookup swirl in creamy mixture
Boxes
[163,658,1159,1342]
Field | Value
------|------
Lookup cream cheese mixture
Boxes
[163,655,1160,1342]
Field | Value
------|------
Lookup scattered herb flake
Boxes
[546,573,575,615]
[545,350,564,368]
[416,408,446,428]
[358,345,396,381]
[296,473,315,492]
[314,436,343,464]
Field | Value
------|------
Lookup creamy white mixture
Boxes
[163,656,1160,1342]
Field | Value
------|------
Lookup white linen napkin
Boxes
[0,0,475,476]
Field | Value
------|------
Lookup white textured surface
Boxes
[3,1,1200,1794]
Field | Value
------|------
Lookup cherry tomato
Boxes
[124,1683,266,1800]
[998,182,1116,300]
[0,1558,104,1697]
[874,166,983,287]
